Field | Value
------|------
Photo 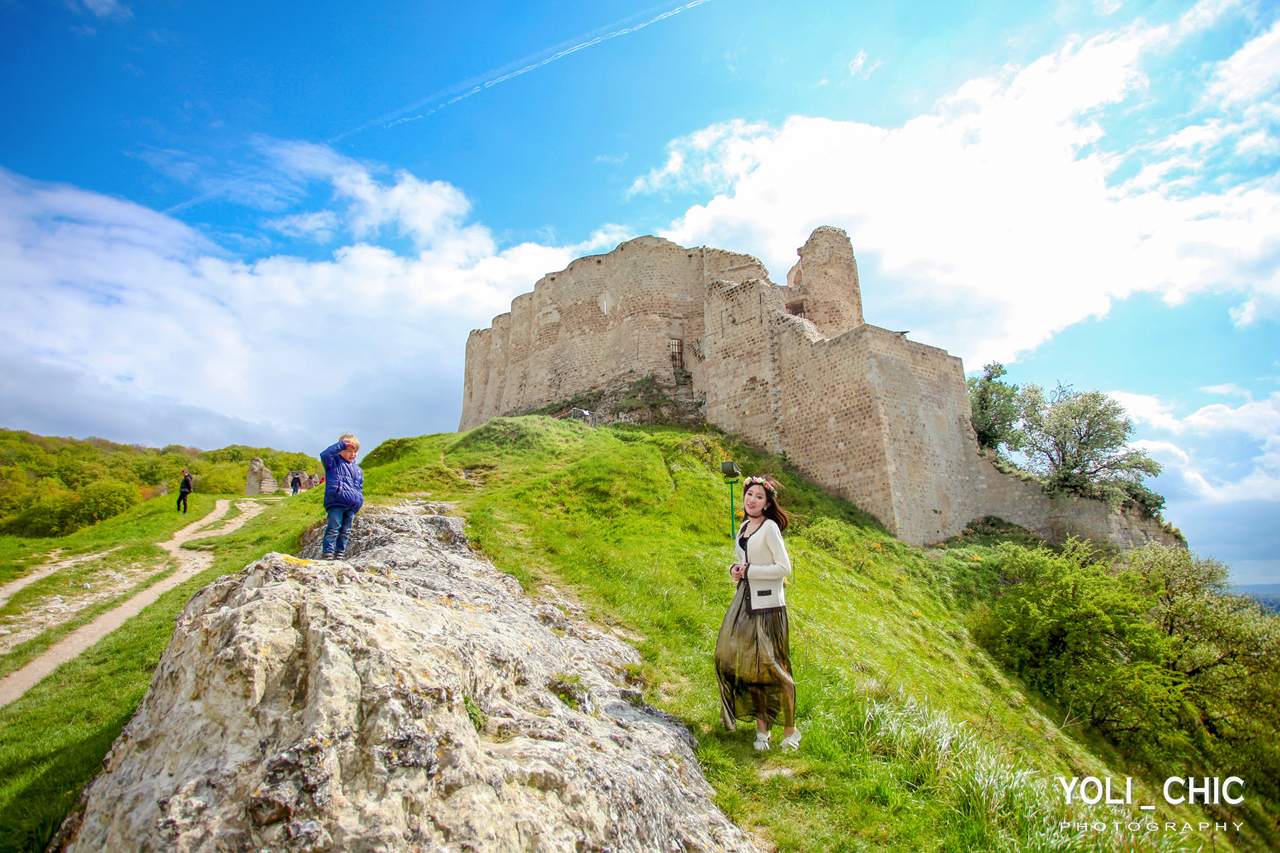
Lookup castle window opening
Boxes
[669,339,684,370]
[786,300,807,320]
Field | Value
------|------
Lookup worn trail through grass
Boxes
[0,498,271,708]
[0,549,124,611]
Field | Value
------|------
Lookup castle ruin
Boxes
[460,227,1177,550]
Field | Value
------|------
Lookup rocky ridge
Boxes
[52,504,758,852]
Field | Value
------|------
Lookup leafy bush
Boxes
[1128,545,1280,804]
[195,466,246,495]
[77,479,140,524]
[967,362,1023,455]
[1119,480,1166,518]
[0,484,83,537]
[971,537,1280,822]
[0,479,140,536]
[967,541,1186,758]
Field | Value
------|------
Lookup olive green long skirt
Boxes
[714,581,795,730]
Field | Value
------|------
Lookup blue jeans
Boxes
[323,507,357,555]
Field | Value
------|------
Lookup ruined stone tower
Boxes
[460,227,1178,551]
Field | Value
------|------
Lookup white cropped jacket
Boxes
[735,518,792,611]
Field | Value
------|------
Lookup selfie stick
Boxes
[721,461,741,539]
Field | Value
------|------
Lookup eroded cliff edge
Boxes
[51,506,758,852]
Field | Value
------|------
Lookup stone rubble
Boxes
[51,505,759,853]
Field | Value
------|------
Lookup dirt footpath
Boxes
[0,498,271,708]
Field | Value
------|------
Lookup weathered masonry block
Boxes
[460,227,1178,551]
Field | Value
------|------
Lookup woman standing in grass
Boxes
[715,475,800,751]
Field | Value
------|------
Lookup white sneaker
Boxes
[780,730,802,752]
[753,732,771,751]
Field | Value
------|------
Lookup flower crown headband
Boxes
[743,475,777,497]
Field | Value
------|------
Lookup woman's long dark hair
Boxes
[743,477,789,532]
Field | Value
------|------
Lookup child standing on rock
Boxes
[320,434,364,560]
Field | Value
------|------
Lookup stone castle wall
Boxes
[459,227,1181,552]
[460,238,769,430]
[975,456,1176,551]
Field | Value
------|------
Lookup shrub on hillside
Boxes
[0,484,83,537]
[799,516,860,553]
[967,541,1187,759]
[195,465,246,495]
[972,538,1280,820]
[1128,545,1280,803]
[78,479,140,524]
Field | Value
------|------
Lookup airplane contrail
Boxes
[166,0,712,215]
[342,0,712,138]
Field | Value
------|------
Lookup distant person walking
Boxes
[291,473,301,496]
[714,475,800,752]
[177,469,193,515]
[320,434,364,560]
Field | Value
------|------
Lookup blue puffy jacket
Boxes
[321,441,364,511]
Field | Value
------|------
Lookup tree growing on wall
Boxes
[966,362,1024,455]
[1018,382,1162,508]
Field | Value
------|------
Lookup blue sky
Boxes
[1,0,1277,582]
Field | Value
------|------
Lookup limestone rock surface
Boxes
[53,505,757,853]
[245,457,278,496]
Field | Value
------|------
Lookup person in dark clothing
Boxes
[291,473,302,496]
[177,469,193,514]
[320,434,363,560]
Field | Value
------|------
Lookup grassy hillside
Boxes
[0,418,1270,852]
[363,418,1267,852]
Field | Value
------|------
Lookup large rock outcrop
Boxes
[245,458,278,496]
[53,505,758,853]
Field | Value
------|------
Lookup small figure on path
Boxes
[320,434,363,560]
[714,475,800,752]
[177,469,193,514]
[291,473,302,496]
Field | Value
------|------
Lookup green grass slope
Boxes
[0,418,1260,852]
[364,417,1252,853]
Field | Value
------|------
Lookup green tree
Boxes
[1129,545,1280,801]
[969,541,1186,757]
[967,362,1023,455]
[1018,383,1161,507]
[78,479,140,524]
[0,480,82,536]
[196,465,246,495]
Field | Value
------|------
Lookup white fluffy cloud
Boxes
[1116,390,1280,439]
[630,11,1280,366]
[1205,18,1280,107]
[1115,390,1280,503]
[0,161,627,451]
